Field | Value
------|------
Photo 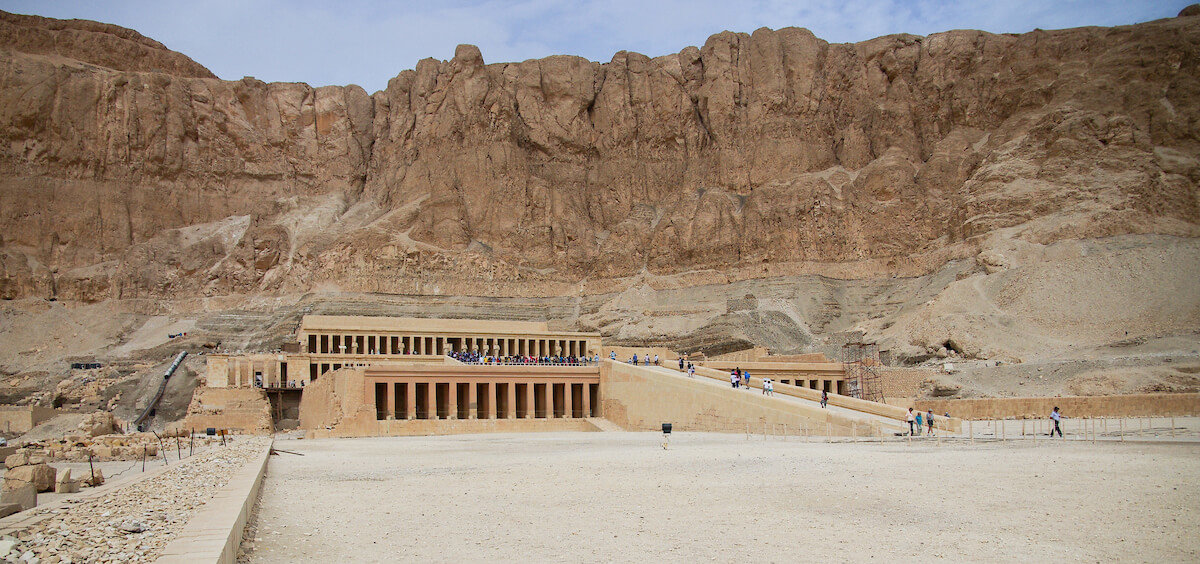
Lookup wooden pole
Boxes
[142,446,146,472]
[177,437,182,461]
[1119,417,1124,441]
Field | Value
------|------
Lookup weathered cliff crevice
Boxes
[0,11,1197,302]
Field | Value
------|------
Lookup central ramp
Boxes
[599,361,896,436]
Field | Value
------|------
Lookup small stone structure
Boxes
[0,406,57,434]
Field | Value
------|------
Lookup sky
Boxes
[1,0,1192,93]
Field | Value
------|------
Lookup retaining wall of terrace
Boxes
[915,393,1200,420]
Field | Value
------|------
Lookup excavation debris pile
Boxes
[11,412,220,464]
[0,436,268,563]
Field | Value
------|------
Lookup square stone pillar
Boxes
[564,383,573,418]
[506,383,517,419]
[447,382,458,419]
[468,382,478,419]
[582,384,591,418]
[405,381,416,420]
[525,382,535,419]
[386,382,396,420]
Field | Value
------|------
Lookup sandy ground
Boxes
[241,432,1199,563]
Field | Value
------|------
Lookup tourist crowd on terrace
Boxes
[448,350,599,366]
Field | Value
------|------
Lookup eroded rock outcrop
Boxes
[0,11,1196,304]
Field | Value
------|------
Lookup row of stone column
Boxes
[778,378,843,394]
[308,334,590,357]
[374,381,597,421]
[227,358,284,388]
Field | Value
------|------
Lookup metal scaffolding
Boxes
[840,342,883,403]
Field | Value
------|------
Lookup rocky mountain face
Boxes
[0,9,1197,372]
[1,9,1197,303]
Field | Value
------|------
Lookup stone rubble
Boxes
[0,436,268,563]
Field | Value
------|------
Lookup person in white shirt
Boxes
[906,408,916,436]
[1049,406,1063,438]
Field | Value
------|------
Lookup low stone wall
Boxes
[915,393,1200,420]
[880,367,938,400]
[707,347,770,362]
[600,362,884,436]
[157,440,273,564]
[0,406,56,434]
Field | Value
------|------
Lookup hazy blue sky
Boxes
[2,1,1191,93]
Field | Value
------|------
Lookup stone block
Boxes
[5,464,56,492]
[84,468,104,487]
[54,479,80,494]
[3,452,29,469]
[0,483,35,511]
[0,503,20,518]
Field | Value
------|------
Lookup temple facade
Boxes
[208,315,602,388]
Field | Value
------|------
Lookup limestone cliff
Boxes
[0,9,1197,306]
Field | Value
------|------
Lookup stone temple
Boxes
[195,314,892,438]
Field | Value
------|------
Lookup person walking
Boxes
[654,355,659,366]
[926,410,935,436]
[914,410,924,436]
[730,370,739,388]
[906,408,916,436]
[761,378,769,395]
[632,353,638,365]
[820,390,828,409]
[1049,406,1063,438]
[678,357,685,371]
[742,370,750,388]
[687,365,695,378]
[610,351,617,361]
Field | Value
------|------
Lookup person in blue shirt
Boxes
[914,411,924,436]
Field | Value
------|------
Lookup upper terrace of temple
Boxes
[296,315,599,358]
